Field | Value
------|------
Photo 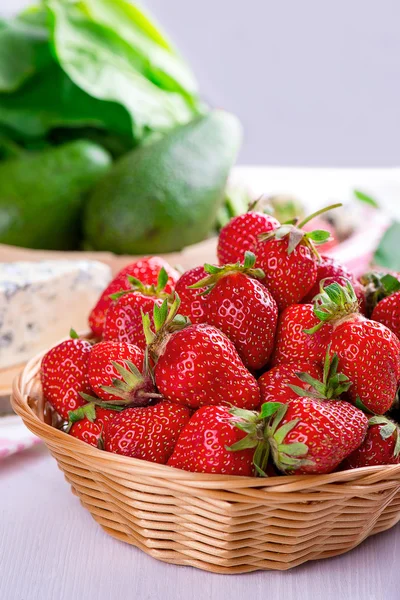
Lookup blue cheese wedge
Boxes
[0,260,111,369]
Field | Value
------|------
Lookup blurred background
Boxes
[3,0,400,166]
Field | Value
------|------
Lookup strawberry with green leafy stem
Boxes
[174,265,208,324]
[305,279,400,414]
[144,295,261,410]
[271,303,333,367]
[360,271,400,337]
[258,361,322,404]
[89,257,179,336]
[103,267,171,351]
[341,415,400,468]
[41,329,92,420]
[167,405,257,475]
[189,252,278,370]
[217,203,280,265]
[254,204,341,311]
[85,340,161,406]
[67,403,119,448]
[226,352,366,475]
[104,401,191,463]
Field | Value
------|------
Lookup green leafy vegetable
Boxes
[354,189,379,208]
[46,0,203,140]
[374,221,400,270]
[0,15,51,92]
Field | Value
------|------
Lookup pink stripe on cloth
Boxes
[0,416,40,460]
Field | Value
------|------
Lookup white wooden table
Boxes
[1,444,399,600]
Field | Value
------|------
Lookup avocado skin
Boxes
[84,110,242,254]
[0,140,112,250]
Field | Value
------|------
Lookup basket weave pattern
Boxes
[12,352,400,574]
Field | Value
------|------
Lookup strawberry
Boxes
[258,362,322,405]
[69,419,102,448]
[342,415,400,468]
[86,340,158,406]
[167,405,255,475]
[67,403,118,448]
[191,252,278,370]
[372,292,400,339]
[360,272,400,336]
[271,303,333,367]
[144,296,261,410]
[217,210,279,265]
[41,331,91,420]
[306,280,400,414]
[174,265,208,324]
[302,255,366,313]
[260,398,368,474]
[254,204,341,311]
[103,292,163,351]
[88,257,179,336]
[104,402,191,463]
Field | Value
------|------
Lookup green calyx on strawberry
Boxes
[360,271,400,316]
[142,293,190,360]
[109,266,170,301]
[228,402,312,474]
[368,415,400,458]
[257,203,342,257]
[305,279,360,334]
[288,347,352,400]
[188,251,265,295]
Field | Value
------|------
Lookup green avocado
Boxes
[0,140,111,249]
[84,110,242,254]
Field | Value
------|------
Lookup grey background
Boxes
[2,0,400,166]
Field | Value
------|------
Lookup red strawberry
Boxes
[372,292,400,339]
[87,340,157,405]
[89,257,179,336]
[103,293,163,351]
[167,405,255,475]
[254,204,341,310]
[191,252,278,370]
[69,419,102,448]
[41,333,91,420]
[217,211,279,265]
[271,303,333,367]
[307,280,400,414]
[68,403,118,447]
[258,362,322,404]
[174,265,208,324]
[104,402,191,463]
[262,398,368,474]
[342,416,400,468]
[361,272,400,336]
[145,297,261,410]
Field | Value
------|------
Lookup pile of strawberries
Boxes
[40,204,400,476]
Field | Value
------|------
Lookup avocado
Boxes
[0,140,111,249]
[84,110,242,254]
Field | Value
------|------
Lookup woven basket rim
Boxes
[11,347,400,492]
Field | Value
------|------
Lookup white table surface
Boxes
[1,444,399,600]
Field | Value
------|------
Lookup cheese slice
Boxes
[0,260,111,369]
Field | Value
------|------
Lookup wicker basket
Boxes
[11,351,400,574]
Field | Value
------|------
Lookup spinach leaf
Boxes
[0,62,133,146]
[83,0,200,102]
[46,0,203,140]
[0,16,51,92]
[374,221,400,270]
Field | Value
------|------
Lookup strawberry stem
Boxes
[297,203,342,229]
